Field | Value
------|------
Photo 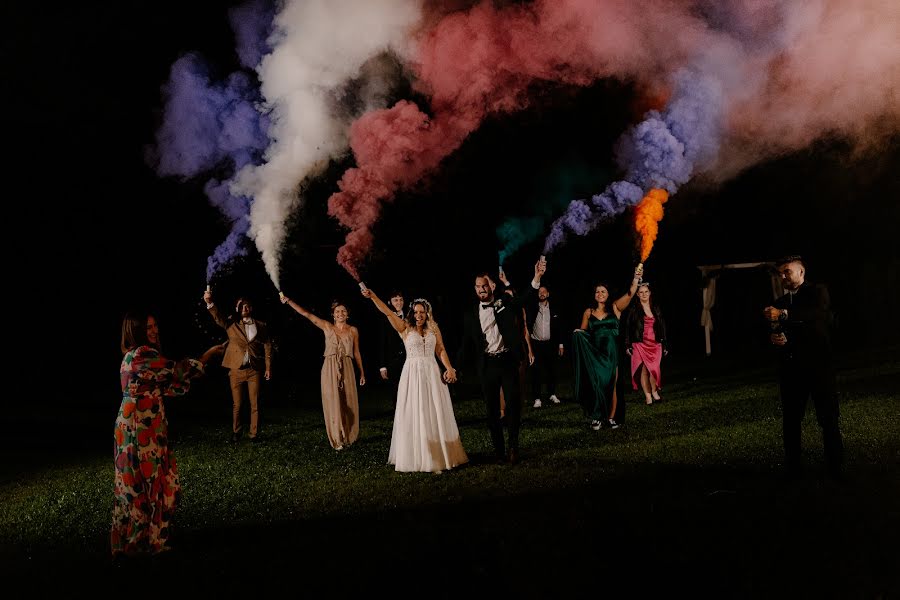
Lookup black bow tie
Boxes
[481,303,494,310]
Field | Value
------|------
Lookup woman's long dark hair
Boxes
[625,285,665,345]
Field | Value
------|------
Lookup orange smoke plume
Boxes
[634,188,669,261]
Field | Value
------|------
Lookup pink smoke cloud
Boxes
[327,0,712,277]
[718,0,900,178]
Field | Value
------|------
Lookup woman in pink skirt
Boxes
[624,282,668,405]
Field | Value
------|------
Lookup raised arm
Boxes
[361,288,407,334]
[203,290,230,329]
[506,257,547,311]
[612,264,644,316]
[280,295,331,331]
[433,327,457,384]
[351,326,366,386]
[534,257,547,287]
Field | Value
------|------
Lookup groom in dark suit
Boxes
[457,258,547,465]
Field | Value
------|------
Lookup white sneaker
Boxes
[549,394,560,404]
[533,399,542,408]
[608,419,620,429]
[590,420,602,431]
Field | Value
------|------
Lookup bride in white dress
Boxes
[362,288,469,473]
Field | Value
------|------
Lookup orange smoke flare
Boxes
[634,188,669,261]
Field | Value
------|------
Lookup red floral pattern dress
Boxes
[111,345,204,556]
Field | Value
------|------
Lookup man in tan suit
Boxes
[204,291,272,442]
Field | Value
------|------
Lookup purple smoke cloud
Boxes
[544,68,724,254]
[149,55,269,177]
[148,2,274,281]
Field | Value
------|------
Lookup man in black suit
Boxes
[526,285,564,408]
[457,258,547,465]
[764,255,843,478]
[378,291,407,404]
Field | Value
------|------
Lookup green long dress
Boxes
[572,314,619,421]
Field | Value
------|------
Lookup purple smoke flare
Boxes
[543,68,723,254]
[149,4,274,280]
[207,222,251,282]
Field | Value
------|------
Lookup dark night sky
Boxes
[9,2,899,409]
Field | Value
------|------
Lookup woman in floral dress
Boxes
[111,311,223,556]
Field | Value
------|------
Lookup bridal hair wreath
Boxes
[410,298,432,313]
[406,297,441,336]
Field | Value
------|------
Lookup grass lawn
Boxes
[1,357,898,596]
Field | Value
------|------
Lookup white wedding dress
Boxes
[389,329,469,473]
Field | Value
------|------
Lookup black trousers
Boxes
[779,361,843,472]
[480,354,522,455]
[530,339,558,399]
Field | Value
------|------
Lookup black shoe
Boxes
[508,449,520,465]
[249,435,260,444]
[231,432,241,443]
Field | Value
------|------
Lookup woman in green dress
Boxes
[572,265,643,430]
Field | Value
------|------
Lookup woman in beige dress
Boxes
[281,296,366,450]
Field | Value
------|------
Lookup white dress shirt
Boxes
[242,318,257,366]
[532,303,551,341]
[479,303,504,354]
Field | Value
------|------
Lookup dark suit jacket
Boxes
[377,313,406,370]
[771,281,834,365]
[208,305,273,372]
[525,301,564,347]
[457,285,537,376]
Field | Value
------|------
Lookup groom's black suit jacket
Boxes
[457,285,537,377]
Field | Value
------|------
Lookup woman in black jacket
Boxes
[624,282,668,405]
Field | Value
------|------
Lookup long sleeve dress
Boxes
[111,345,204,556]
